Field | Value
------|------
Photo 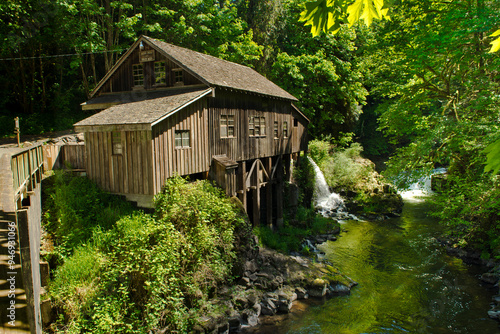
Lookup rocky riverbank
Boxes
[191,232,357,333]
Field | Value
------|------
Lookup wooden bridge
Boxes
[0,139,85,334]
[0,143,47,334]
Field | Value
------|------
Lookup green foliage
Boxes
[48,175,246,333]
[300,0,391,36]
[308,139,331,165]
[43,170,134,258]
[484,137,500,174]
[319,142,372,190]
[293,153,316,208]
[430,172,500,258]
[254,207,338,253]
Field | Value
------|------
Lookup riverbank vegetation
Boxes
[43,172,250,332]
[3,0,500,285]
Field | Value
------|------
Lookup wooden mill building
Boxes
[74,35,309,227]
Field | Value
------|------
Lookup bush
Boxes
[320,142,372,191]
[308,139,331,165]
[48,175,247,333]
[43,170,134,258]
[430,172,500,258]
[255,206,339,254]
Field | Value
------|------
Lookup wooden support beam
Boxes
[252,161,260,227]
[266,157,273,229]
[238,161,247,212]
[276,156,284,229]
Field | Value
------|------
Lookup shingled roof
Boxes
[75,87,211,129]
[90,36,297,101]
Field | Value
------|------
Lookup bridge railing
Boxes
[0,144,44,212]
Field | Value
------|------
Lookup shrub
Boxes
[48,175,247,333]
[308,139,331,165]
[43,170,134,258]
[321,143,372,191]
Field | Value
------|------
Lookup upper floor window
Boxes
[154,62,166,85]
[221,115,235,138]
[283,121,288,138]
[294,117,299,127]
[132,64,144,87]
[274,121,279,138]
[249,116,266,137]
[175,130,190,148]
[173,69,184,85]
[112,132,122,155]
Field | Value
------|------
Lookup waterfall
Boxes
[308,157,349,218]
[400,168,447,201]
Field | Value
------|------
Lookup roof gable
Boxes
[90,36,297,101]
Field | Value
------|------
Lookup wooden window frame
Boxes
[274,121,279,139]
[112,132,122,155]
[249,116,266,137]
[220,115,235,138]
[132,64,144,87]
[154,61,166,86]
[175,130,190,149]
[173,68,184,86]
[283,121,288,138]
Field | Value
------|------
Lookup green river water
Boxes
[252,196,500,333]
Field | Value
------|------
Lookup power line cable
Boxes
[0,49,125,61]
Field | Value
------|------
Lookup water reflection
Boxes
[252,200,499,333]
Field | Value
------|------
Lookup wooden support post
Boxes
[266,157,273,229]
[239,161,247,212]
[276,157,284,229]
[284,154,292,183]
[17,209,42,334]
[252,161,260,227]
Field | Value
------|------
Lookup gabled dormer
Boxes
[92,38,205,98]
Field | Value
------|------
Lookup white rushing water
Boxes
[307,157,350,218]
[399,168,447,202]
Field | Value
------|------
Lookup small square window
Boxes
[175,130,190,148]
[173,69,183,85]
[249,116,266,137]
[132,64,144,87]
[112,132,122,155]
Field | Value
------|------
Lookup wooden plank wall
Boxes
[208,90,308,162]
[43,143,86,170]
[151,98,209,193]
[85,130,153,195]
[98,43,203,95]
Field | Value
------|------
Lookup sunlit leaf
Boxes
[489,30,500,53]
[484,139,500,174]
[300,0,347,36]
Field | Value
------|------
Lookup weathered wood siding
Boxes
[97,43,203,95]
[84,130,154,195]
[208,90,307,162]
[151,98,209,192]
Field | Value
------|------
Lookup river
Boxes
[251,195,500,333]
